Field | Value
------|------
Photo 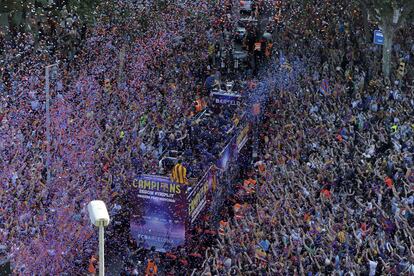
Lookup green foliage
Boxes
[358,0,414,78]
[0,0,101,29]
[359,0,414,26]
[68,0,100,25]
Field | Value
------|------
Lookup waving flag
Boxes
[319,79,332,96]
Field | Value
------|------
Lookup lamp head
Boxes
[87,200,110,227]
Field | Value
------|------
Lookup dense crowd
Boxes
[196,1,414,275]
[0,0,238,274]
[1,0,413,274]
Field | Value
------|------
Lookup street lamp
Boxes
[44,62,58,187]
[87,200,110,276]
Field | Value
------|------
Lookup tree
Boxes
[0,0,100,38]
[359,0,414,79]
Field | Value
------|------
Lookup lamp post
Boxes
[252,103,260,159]
[44,63,58,187]
[87,200,110,276]
[98,220,105,276]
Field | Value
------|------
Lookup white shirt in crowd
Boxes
[369,260,377,276]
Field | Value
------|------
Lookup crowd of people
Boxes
[195,1,414,275]
[0,0,243,274]
[1,0,413,274]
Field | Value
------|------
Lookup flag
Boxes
[319,79,331,96]
[171,162,188,184]
[255,247,267,261]
[259,240,270,251]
